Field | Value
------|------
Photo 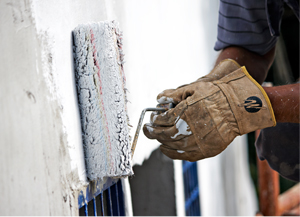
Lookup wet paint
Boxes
[171,119,192,139]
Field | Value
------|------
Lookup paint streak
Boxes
[90,28,113,169]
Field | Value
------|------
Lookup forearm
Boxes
[215,46,276,84]
[264,83,300,123]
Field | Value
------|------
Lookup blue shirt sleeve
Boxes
[214,0,279,55]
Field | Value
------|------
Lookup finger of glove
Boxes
[159,145,202,162]
[155,134,197,151]
[157,88,186,105]
[143,119,192,141]
[150,101,187,126]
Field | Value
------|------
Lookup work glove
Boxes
[143,66,276,161]
[157,59,241,105]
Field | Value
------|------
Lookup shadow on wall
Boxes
[129,148,176,216]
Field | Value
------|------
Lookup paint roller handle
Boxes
[131,103,174,158]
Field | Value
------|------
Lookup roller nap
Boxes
[73,21,133,180]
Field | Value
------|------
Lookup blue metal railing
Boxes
[182,161,201,216]
[79,179,125,216]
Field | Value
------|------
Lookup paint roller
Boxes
[73,21,132,181]
[73,20,173,181]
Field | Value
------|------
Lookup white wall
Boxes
[0,0,126,215]
[123,0,210,165]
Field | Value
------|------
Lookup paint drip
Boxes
[73,21,133,180]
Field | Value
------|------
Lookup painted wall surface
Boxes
[122,0,210,165]
[0,0,127,215]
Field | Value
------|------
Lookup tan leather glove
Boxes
[157,59,241,105]
[143,66,276,161]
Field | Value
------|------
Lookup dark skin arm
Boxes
[215,46,276,84]
[216,46,299,123]
[264,84,299,123]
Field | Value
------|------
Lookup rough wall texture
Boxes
[0,0,76,215]
[0,0,123,215]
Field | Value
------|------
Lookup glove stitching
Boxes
[183,107,206,157]
[187,88,219,106]
[215,73,245,84]
[208,92,237,145]
[174,105,188,125]
[215,83,243,134]
[202,96,227,145]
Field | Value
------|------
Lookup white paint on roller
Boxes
[73,21,133,180]
[171,119,192,139]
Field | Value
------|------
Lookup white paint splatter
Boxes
[152,114,158,123]
[157,96,174,104]
[161,111,168,116]
[146,125,154,133]
[177,150,185,153]
[171,119,192,139]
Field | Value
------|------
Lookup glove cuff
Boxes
[213,66,276,134]
[241,66,276,126]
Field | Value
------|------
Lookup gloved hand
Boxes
[157,59,241,105]
[143,66,276,161]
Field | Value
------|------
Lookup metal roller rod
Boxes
[131,107,167,158]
